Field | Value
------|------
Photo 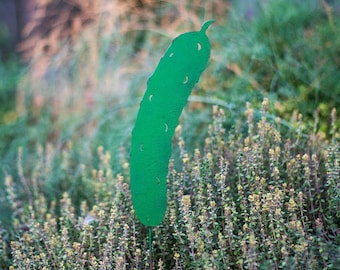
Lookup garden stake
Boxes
[130,21,213,263]
[148,226,153,269]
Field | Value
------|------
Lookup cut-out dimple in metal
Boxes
[183,75,189,84]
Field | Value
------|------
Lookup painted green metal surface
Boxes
[130,20,213,226]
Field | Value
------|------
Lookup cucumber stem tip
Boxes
[201,20,215,33]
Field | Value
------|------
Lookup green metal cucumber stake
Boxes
[130,20,214,227]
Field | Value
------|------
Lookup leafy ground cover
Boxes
[2,100,339,269]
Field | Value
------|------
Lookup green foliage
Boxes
[0,23,23,123]
[0,26,25,224]
[130,21,213,226]
[206,0,340,136]
[2,101,339,269]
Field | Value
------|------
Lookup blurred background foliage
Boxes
[0,0,339,227]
